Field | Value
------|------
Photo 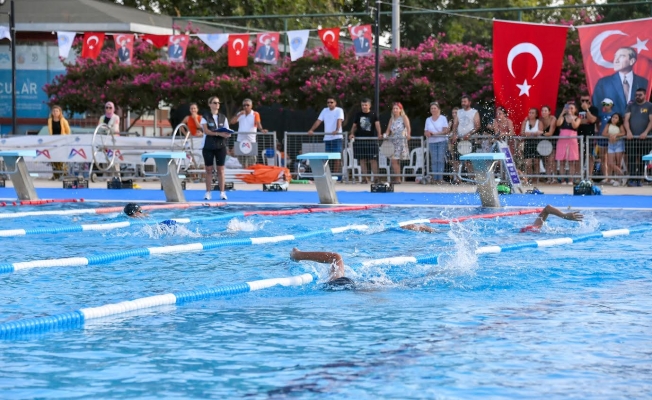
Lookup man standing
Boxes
[624,87,652,186]
[230,98,267,167]
[349,98,382,183]
[451,95,481,179]
[308,96,345,177]
[592,47,649,115]
[577,95,599,178]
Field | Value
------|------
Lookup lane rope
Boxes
[0,205,385,237]
[0,274,313,339]
[0,208,541,273]
[0,202,226,219]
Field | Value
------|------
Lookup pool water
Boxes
[1,204,651,398]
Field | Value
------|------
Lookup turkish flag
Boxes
[141,34,170,49]
[318,28,340,59]
[578,18,652,115]
[81,32,105,59]
[493,21,568,126]
[228,34,249,67]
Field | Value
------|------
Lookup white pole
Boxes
[392,0,400,52]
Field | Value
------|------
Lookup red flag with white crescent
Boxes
[493,21,568,127]
[113,34,134,64]
[578,18,652,115]
[348,25,373,57]
[318,28,340,59]
[81,32,105,59]
[228,34,249,67]
[141,34,170,49]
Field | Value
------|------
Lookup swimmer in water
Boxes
[290,248,354,288]
[124,203,146,218]
[401,224,438,233]
[521,205,583,232]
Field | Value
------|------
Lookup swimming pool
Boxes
[1,203,651,398]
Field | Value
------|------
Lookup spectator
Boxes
[349,98,382,183]
[451,95,480,180]
[577,95,599,180]
[448,107,459,183]
[488,107,519,182]
[383,102,411,184]
[308,96,345,178]
[556,102,581,185]
[200,96,231,200]
[424,101,449,184]
[99,101,120,135]
[230,98,268,168]
[521,107,543,184]
[180,103,203,137]
[540,105,558,184]
[48,105,71,180]
[624,87,652,186]
[597,98,615,181]
[601,113,626,186]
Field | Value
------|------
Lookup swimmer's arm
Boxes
[401,224,437,233]
[533,205,583,227]
[290,248,344,279]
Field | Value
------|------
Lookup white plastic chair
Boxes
[344,146,362,183]
[378,153,391,182]
[403,147,426,179]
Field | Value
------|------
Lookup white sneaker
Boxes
[220,191,228,200]
[204,191,211,200]
[612,180,620,187]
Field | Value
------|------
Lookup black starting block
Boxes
[107,178,133,189]
[371,182,394,193]
[63,178,89,189]
[212,181,235,191]
[263,182,289,192]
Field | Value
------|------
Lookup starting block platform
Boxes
[297,152,341,204]
[460,153,506,208]
[0,150,38,200]
[644,154,652,182]
[141,152,187,202]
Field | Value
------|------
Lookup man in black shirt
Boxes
[578,95,599,179]
[349,98,382,183]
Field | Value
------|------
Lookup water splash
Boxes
[226,218,265,233]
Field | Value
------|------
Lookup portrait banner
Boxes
[348,25,372,57]
[578,18,652,115]
[493,20,568,126]
[167,35,189,63]
[113,34,134,64]
[254,32,280,65]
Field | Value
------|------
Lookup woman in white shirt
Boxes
[424,102,449,184]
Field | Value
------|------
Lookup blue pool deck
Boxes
[1,179,651,209]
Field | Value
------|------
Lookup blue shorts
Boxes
[324,139,343,153]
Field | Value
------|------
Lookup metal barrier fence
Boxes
[585,136,652,186]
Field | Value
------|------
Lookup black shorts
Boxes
[353,140,378,160]
[202,147,227,167]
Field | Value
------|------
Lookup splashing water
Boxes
[226,218,265,232]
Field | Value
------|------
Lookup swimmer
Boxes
[401,224,438,233]
[124,203,146,218]
[290,248,355,288]
[521,205,583,233]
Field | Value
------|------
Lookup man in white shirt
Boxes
[308,96,345,176]
[451,95,481,178]
[229,98,267,167]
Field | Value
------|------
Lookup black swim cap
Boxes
[124,203,142,216]
[323,276,355,291]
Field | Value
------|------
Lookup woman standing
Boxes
[181,103,203,137]
[424,101,449,184]
[199,96,231,201]
[555,102,581,185]
[383,102,411,184]
[48,105,71,179]
[521,108,543,184]
[601,113,625,186]
[540,106,557,184]
[98,101,120,134]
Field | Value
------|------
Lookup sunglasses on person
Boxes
[580,99,591,103]
[327,101,335,104]
[105,106,113,109]
[601,102,613,106]
[243,104,252,107]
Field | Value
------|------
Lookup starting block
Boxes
[141,152,187,202]
[0,150,38,200]
[263,181,289,192]
[371,182,394,193]
[296,152,341,204]
[459,153,506,208]
[644,154,652,182]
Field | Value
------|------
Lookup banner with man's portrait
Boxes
[578,18,652,115]
[254,33,280,65]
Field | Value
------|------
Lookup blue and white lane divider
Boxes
[0,212,249,237]
[0,274,313,339]
[0,225,372,274]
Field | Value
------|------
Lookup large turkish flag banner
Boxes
[578,18,652,115]
[81,32,105,59]
[493,21,568,126]
[228,34,249,67]
[318,28,340,59]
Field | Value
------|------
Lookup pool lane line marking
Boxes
[0,205,385,237]
[0,273,313,339]
[0,202,227,219]
[347,226,652,269]
[0,199,85,207]
[0,208,545,273]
